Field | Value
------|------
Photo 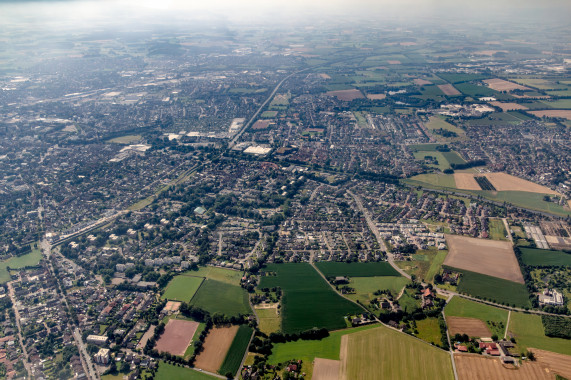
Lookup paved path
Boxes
[504,310,511,339]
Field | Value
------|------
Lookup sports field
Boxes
[190,279,251,317]
[508,312,571,356]
[218,325,253,376]
[519,248,571,267]
[0,247,42,283]
[155,361,218,380]
[444,297,508,337]
[260,263,362,333]
[339,326,454,380]
[315,262,400,277]
[450,269,531,308]
[162,275,203,302]
[444,235,523,283]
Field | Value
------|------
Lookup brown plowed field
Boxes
[483,78,531,92]
[444,234,524,283]
[438,84,461,96]
[366,93,386,100]
[414,78,432,85]
[252,120,271,130]
[325,89,364,101]
[447,317,491,338]
[530,348,571,379]
[489,102,529,111]
[454,354,553,380]
[313,358,340,380]
[454,173,481,190]
[529,110,571,120]
[484,172,560,194]
[194,325,238,373]
[155,319,199,356]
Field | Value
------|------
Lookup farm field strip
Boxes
[155,319,200,356]
[218,325,253,376]
[519,247,571,267]
[190,279,251,317]
[194,326,239,373]
[446,317,491,338]
[453,354,553,380]
[314,261,400,277]
[530,348,571,379]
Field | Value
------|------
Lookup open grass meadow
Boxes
[256,308,281,334]
[268,324,379,364]
[425,116,465,138]
[488,219,508,241]
[415,317,443,346]
[396,249,448,283]
[475,191,571,217]
[449,268,531,308]
[405,173,456,189]
[154,361,218,380]
[0,247,43,283]
[218,325,253,376]
[341,325,454,380]
[190,279,251,317]
[314,261,400,277]
[184,266,243,285]
[444,297,508,336]
[454,82,497,97]
[508,312,571,356]
[259,263,362,333]
[347,276,410,304]
[162,275,203,302]
[519,248,571,267]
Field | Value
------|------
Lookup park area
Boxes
[0,246,42,283]
[444,234,523,283]
[155,319,199,356]
[260,263,362,333]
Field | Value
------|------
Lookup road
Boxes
[7,282,32,378]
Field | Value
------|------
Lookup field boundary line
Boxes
[442,311,459,380]
[187,277,206,304]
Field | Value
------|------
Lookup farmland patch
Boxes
[194,326,239,373]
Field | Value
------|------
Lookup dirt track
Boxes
[447,317,491,338]
[444,234,524,283]
[194,325,239,373]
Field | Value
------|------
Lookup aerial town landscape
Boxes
[0,0,570,379]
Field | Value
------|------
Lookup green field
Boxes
[0,247,43,283]
[256,308,281,334]
[218,325,253,376]
[396,249,448,283]
[259,263,362,333]
[413,151,454,170]
[415,317,443,346]
[426,250,449,283]
[405,173,456,188]
[450,268,531,308]
[397,289,421,313]
[261,110,278,118]
[268,324,379,364]
[438,73,490,83]
[441,151,466,166]
[454,82,497,97]
[347,276,410,304]
[425,116,465,139]
[540,99,571,109]
[190,279,251,317]
[154,361,217,380]
[184,266,243,285]
[488,219,508,241]
[342,325,454,380]
[315,262,400,277]
[519,248,571,267]
[162,276,203,302]
[444,297,509,336]
[508,312,571,356]
[106,134,142,144]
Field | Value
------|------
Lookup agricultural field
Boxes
[396,249,448,283]
[483,78,531,92]
[489,101,529,111]
[315,262,399,277]
[346,276,409,305]
[190,279,251,317]
[451,269,531,308]
[531,349,571,380]
[415,317,443,346]
[444,297,508,337]
[155,319,199,356]
[405,173,456,189]
[268,324,379,365]
[528,109,571,120]
[260,110,278,118]
[259,263,362,333]
[218,325,253,377]
[437,73,490,83]
[488,219,508,241]
[194,326,238,373]
[455,82,497,97]
[446,317,491,338]
[540,99,571,109]
[508,312,571,356]
[154,361,218,380]
[185,266,243,285]
[161,275,203,302]
[444,234,523,283]
[339,325,454,380]
[325,89,364,101]
[437,84,461,96]
[269,93,290,110]
[413,150,455,171]
[483,173,560,194]
[313,358,341,380]
[0,247,43,283]
[519,248,571,267]
[453,354,553,380]
[256,307,281,334]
